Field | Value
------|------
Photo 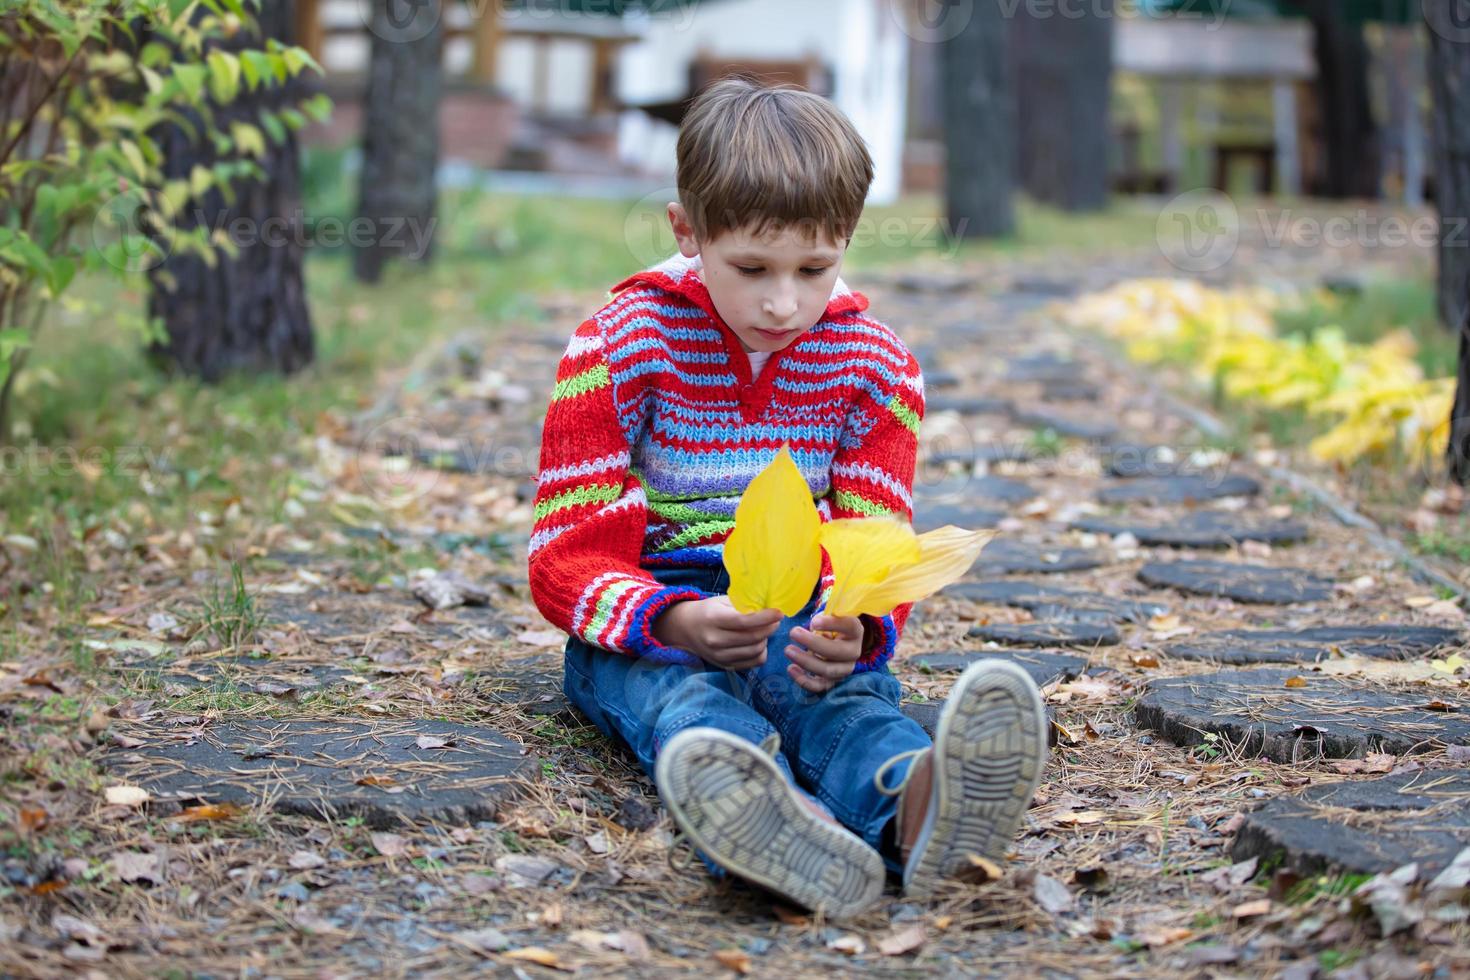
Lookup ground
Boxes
[1,197,1468,978]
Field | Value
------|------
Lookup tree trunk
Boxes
[1300,0,1380,199]
[1426,1,1470,482]
[145,0,315,381]
[353,0,443,283]
[941,0,1015,239]
[1013,0,1114,211]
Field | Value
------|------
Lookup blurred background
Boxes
[3,0,1469,619]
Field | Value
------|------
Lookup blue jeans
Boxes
[562,564,932,873]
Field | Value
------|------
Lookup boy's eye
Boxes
[735,266,763,276]
[800,267,829,277]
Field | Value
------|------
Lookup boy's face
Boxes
[669,204,846,353]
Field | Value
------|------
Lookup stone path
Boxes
[74,256,1469,976]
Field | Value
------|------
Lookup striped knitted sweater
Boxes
[528,253,924,672]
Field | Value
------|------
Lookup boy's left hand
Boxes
[786,614,865,693]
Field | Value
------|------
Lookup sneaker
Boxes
[656,727,886,917]
[876,659,1048,898]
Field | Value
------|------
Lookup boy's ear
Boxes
[667,203,701,259]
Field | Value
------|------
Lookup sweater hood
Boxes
[611,252,870,322]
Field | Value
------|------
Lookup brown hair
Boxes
[676,76,874,245]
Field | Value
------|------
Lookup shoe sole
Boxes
[656,728,885,918]
[903,659,1048,897]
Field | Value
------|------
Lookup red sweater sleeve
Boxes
[814,346,925,672]
[528,318,713,661]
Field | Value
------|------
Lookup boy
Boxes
[528,78,1047,917]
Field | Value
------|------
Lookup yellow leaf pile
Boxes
[724,449,992,618]
[1060,279,1453,467]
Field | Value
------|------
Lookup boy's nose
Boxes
[764,292,799,322]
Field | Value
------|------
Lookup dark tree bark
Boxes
[941,0,1015,238]
[1013,0,1114,211]
[1426,1,1470,482]
[1299,0,1381,199]
[145,0,315,381]
[353,0,443,283]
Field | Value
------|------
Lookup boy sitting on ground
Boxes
[528,78,1047,916]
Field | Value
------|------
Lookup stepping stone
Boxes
[1039,380,1100,402]
[1005,353,1084,384]
[1013,408,1118,442]
[104,719,538,829]
[1166,626,1464,665]
[1134,667,1470,763]
[927,444,1036,466]
[153,656,354,695]
[478,666,572,717]
[1098,474,1261,505]
[967,622,1120,647]
[976,539,1107,576]
[1102,444,1203,479]
[926,394,1012,417]
[912,502,1006,534]
[972,475,1038,505]
[1138,560,1333,604]
[945,580,1167,625]
[264,590,513,642]
[908,649,1086,685]
[924,370,963,390]
[1072,512,1310,548]
[1231,770,1470,878]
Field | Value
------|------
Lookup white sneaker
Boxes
[657,727,886,918]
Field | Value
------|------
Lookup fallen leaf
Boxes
[616,930,651,960]
[516,629,565,648]
[370,832,408,857]
[461,874,500,896]
[176,803,241,822]
[456,927,510,953]
[52,914,106,946]
[1138,925,1193,947]
[414,735,451,750]
[1447,745,1470,764]
[1033,873,1076,915]
[1283,676,1308,689]
[540,902,563,928]
[111,850,162,884]
[958,853,1004,883]
[714,948,751,974]
[1056,810,1107,827]
[355,775,397,787]
[1405,596,1438,608]
[932,915,953,931]
[289,850,327,870]
[1232,898,1271,919]
[1147,613,1182,633]
[504,947,564,969]
[772,904,811,927]
[827,934,865,955]
[1130,654,1160,668]
[584,830,609,855]
[878,924,927,956]
[494,853,562,887]
[103,786,149,807]
[19,808,48,832]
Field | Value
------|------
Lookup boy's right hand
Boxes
[652,597,782,670]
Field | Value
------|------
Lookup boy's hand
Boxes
[652,596,782,670]
[786,614,865,693]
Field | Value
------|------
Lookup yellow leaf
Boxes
[819,517,922,617]
[826,523,992,618]
[723,445,822,616]
[1431,653,1467,674]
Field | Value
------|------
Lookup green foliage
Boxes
[0,0,329,431]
